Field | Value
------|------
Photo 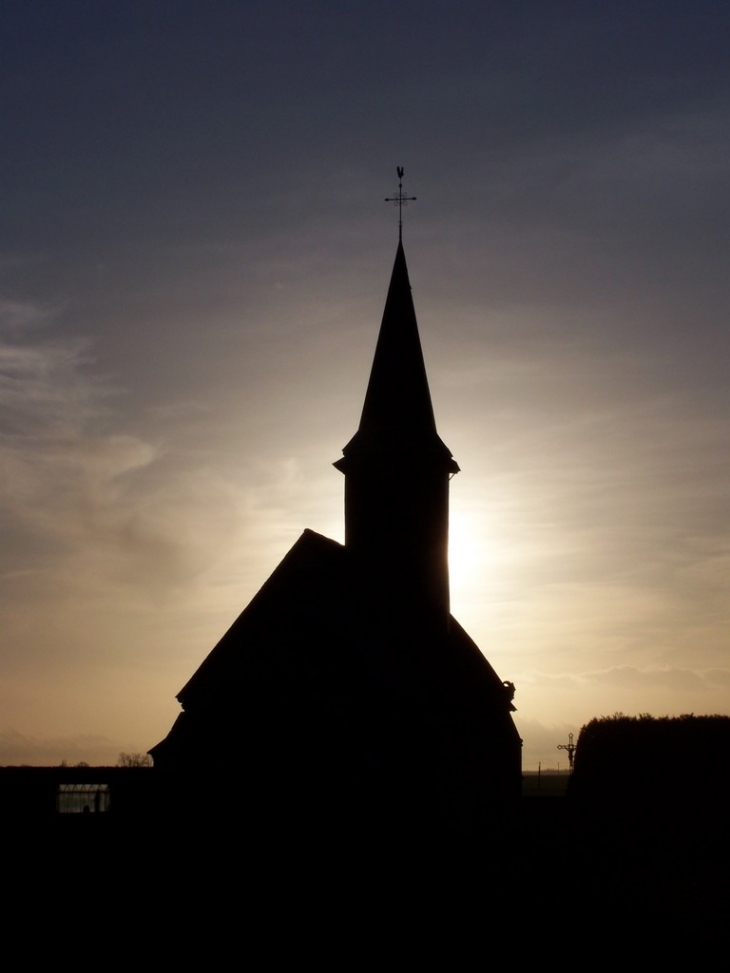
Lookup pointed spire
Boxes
[334,236,458,625]
[338,241,458,470]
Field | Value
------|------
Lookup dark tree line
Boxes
[568,713,730,812]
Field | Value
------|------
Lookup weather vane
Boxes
[385,166,416,240]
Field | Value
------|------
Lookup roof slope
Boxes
[175,528,511,715]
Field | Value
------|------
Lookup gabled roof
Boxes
[175,528,511,715]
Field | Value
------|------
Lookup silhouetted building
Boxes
[151,239,521,829]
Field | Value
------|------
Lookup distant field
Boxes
[522,772,570,797]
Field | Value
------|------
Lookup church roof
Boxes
[174,528,511,714]
[176,529,352,708]
[337,241,458,470]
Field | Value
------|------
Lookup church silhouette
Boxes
[151,225,522,830]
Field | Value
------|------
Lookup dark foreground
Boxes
[8,794,726,955]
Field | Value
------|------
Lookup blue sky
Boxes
[1,1,729,767]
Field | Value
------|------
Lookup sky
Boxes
[1,1,729,769]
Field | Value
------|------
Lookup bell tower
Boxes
[334,237,459,630]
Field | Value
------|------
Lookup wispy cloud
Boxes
[0,302,254,606]
[0,296,57,333]
[0,727,124,766]
[526,665,730,692]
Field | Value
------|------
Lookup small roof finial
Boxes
[385,167,416,241]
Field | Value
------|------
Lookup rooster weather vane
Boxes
[385,166,416,240]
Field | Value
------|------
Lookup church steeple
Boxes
[151,197,523,806]
[340,240,457,466]
[335,239,459,629]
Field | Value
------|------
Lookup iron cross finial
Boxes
[385,167,416,240]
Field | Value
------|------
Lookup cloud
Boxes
[0,335,98,434]
[0,302,261,619]
[0,296,352,751]
[0,727,124,767]
[0,296,56,333]
[581,665,705,691]
[525,665,730,693]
